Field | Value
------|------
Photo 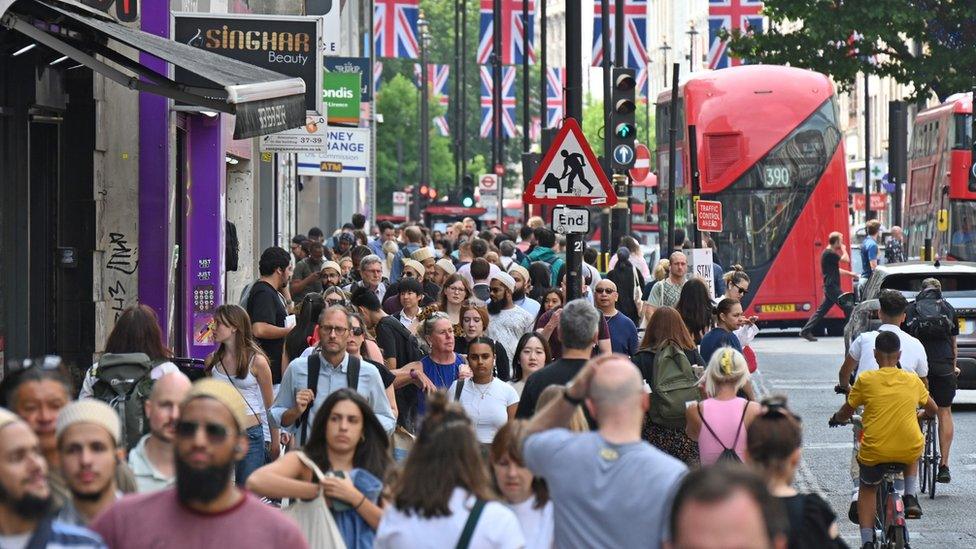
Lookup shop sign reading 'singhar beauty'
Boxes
[173,13,323,114]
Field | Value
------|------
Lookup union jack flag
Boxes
[545,67,565,128]
[478,0,535,66]
[373,61,383,91]
[414,64,451,137]
[591,0,649,73]
[374,0,420,59]
[707,0,763,70]
[480,66,517,138]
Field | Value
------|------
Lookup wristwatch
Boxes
[563,385,584,406]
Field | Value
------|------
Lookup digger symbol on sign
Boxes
[543,150,594,195]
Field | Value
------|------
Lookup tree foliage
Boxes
[375,74,452,214]
[723,0,976,101]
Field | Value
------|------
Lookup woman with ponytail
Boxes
[746,397,844,548]
[720,265,761,372]
[685,347,761,466]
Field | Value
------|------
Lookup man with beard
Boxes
[55,400,124,526]
[128,372,192,493]
[487,272,535,355]
[0,408,105,547]
[91,379,307,548]
[246,247,294,387]
[509,265,541,319]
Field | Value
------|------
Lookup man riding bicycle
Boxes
[830,331,938,549]
[836,290,928,523]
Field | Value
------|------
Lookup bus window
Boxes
[949,202,976,260]
[952,113,972,150]
[713,99,841,270]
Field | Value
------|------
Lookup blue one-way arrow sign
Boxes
[613,144,635,168]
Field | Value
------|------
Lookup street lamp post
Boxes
[418,15,430,221]
[686,23,698,73]
[660,39,671,87]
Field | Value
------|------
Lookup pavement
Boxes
[753,333,976,547]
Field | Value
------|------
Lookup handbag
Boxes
[282,451,348,549]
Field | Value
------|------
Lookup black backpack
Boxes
[698,401,748,463]
[298,354,361,445]
[907,295,954,340]
[90,353,155,450]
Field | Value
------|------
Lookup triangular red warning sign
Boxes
[524,118,616,206]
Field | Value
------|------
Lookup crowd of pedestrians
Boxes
[0,216,847,548]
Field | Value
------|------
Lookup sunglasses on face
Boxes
[326,299,346,306]
[176,420,229,443]
[403,271,416,278]
[594,287,615,295]
[733,284,749,295]
[350,327,365,336]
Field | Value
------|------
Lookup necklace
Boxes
[473,380,492,399]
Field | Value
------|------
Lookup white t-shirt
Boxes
[508,497,554,549]
[375,487,525,549]
[848,324,929,379]
[78,361,180,399]
[448,378,519,443]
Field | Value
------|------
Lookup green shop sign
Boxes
[322,71,361,126]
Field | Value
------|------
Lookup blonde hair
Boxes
[704,347,749,397]
[653,259,670,281]
[537,385,588,432]
[382,240,398,275]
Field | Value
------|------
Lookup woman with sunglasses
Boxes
[248,389,392,549]
[206,304,279,484]
[437,274,473,336]
[456,302,511,381]
[509,332,551,398]
[719,266,760,371]
[746,397,843,548]
[447,337,519,446]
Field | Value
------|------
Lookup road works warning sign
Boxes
[523,118,616,206]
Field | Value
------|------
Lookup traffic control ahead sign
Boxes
[696,200,723,232]
[523,118,616,206]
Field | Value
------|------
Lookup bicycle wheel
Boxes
[888,525,907,549]
[928,418,938,499]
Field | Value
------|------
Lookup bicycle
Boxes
[829,412,910,549]
[918,415,940,499]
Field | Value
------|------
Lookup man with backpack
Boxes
[270,306,396,442]
[905,278,959,483]
[521,228,565,287]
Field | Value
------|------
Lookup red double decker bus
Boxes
[656,65,852,329]
[904,93,974,259]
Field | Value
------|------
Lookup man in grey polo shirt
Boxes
[523,353,687,549]
[272,306,395,439]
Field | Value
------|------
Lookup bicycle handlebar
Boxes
[834,384,850,395]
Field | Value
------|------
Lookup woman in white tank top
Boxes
[207,304,279,486]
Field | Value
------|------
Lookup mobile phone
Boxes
[325,471,352,512]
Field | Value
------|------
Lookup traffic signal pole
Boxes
[565,0,583,301]
[600,0,612,262]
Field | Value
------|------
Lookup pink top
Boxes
[696,397,748,466]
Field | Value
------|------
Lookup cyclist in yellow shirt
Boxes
[829,331,938,549]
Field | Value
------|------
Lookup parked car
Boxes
[843,261,976,390]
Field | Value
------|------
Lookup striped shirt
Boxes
[0,517,107,548]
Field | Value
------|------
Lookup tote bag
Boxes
[283,451,348,549]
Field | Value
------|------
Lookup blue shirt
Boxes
[334,468,384,549]
[25,518,106,548]
[271,352,396,436]
[605,313,639,356]
[861,236,878,277]
[699,327,742,365]
[418,354,464,416]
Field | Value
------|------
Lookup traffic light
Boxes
[418,185,438,209]
[461,175,475,207]
[610,67,637,172]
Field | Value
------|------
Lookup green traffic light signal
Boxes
[615,122,635,139]
[462,196,474,207]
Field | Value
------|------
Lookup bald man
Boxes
[594,280,639,356]
[128,372,192,493]
[523,355,687,548]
